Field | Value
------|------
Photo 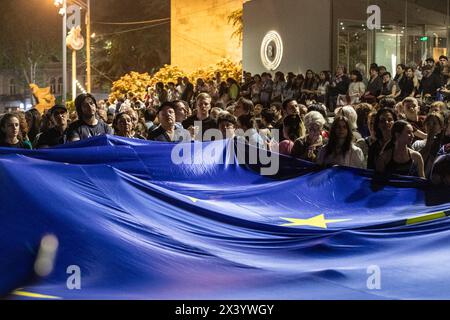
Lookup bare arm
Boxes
[411,150,425,178]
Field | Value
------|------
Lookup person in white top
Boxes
[317,115,365,169]
[347,70,366,105]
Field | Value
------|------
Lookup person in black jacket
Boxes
[362,66,383,104]
[182,93,217,141]
[420,65,441,100]
[328,65,350,112]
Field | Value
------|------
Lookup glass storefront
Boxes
[335,0,450,75]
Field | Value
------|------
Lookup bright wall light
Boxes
[260,31,284,71]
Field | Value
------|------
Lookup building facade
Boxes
[171,0,243,73]
[0,62,99,113]
[243,0,450,76]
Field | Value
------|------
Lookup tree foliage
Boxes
[0,0,60,86]
[92,0,170,87]
[227,9,243,44]
[109,59,243,101]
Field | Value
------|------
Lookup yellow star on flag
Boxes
[280,214,351,229]
[186,196,199,203]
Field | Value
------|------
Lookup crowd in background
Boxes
[1,57,450,185]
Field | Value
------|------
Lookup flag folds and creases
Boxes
[0,136,449,300]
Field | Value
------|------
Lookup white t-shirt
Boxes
[317,143,366,169]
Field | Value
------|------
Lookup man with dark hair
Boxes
[425,57,435,68]
[65,93,112,142]
[378,97,397,110]
[234,97,253,118]
[273,98,300,142]
[437,55,450,87]
[362,66,383,103]
[420,65,442,100]
[281,98,300,117]
[217,112,237,139]
[148,101,190,142]
[378,66,387,75]
[36,105,68,148]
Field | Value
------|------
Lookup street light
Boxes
[71,0,92,94]
[54,0,91,104]
[54,0,67,104]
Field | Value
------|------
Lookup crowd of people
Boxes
[1,58,450,185]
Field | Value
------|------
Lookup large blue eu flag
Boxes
[0,136,449,299]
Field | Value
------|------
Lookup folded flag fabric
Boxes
[0,136,449,300]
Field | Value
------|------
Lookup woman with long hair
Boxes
[0,113,32,149]
[300,70,317,104]
[412,112,446,177]
[250,74,262,104]
[316,116,365,168]
[376,120,425,178]
[315,71,331,105]
[16,112,33,149]
[367,108,397,169]
[341,70,365,105]
[292,75,305,102]
[25,108,41,143]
